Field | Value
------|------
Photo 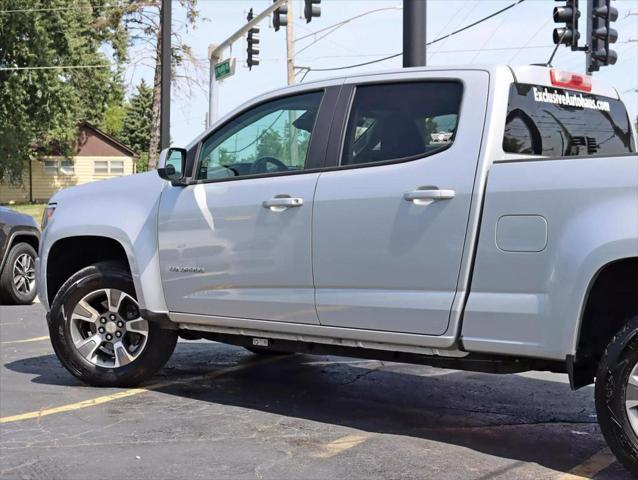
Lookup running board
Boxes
[177,321,469,358]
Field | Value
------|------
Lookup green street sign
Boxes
[214,58,236,81]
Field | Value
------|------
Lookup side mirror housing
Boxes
[158,148,187,184]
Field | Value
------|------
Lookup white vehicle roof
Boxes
[286,64,619,99]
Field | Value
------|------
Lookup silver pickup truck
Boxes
[37,65,637,473]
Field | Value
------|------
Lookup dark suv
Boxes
[0,206,39,305]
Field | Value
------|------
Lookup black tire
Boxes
[0,242,37,305]
[595,316,638,477]
[48,262,177,388]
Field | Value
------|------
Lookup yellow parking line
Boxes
[0,335,49,345]
[0,354,287,425]
[557,448,616,479]
[312,433,370,459]
[0,388,147,424]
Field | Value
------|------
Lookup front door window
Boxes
[197,92,323,180]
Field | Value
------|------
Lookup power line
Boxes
[297,42,635,60]
[429,1,477,59]
[295,6,401,43]
[304,0,528,73]
[0,3,159,14]
[0,65,111,72]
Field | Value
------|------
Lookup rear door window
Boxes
[341,82,463,166]
[503,83,635,157]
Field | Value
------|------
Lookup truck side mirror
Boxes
[158,148,187,184]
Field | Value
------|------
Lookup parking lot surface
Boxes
[0,303,634,479]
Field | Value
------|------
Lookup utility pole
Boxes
[160,0,171,150]
[286,0,295,85]
[284,2,298,165]
[403,0,426,67]
[207,44,221,128]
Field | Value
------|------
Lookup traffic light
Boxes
[272,0,287,32]
[588,0,618,72]
[246,8,260,70]
[303,0,321,23]
[552,0,580,50]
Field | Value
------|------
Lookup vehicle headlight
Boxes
[41,203,57,230]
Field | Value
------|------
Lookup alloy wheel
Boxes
[13,253,35,295]
[626,361,638,437]
[69,289,149,368]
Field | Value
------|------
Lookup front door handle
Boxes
[262,196,304,212]
[404,187,455,205]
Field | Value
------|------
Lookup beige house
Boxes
[0,123,136,204]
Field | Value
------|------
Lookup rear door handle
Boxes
[262,196,304,211]
[404,187,455,205]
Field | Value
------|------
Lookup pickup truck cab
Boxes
[37,65,638,473]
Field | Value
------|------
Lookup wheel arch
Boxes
[46,235,131,308]
[571,257,638,389]
[0,230,40,274]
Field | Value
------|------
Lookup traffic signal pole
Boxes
[207,44,220,128]
[403,0,426,67]
[286,1,296,85]
[206,0,288,126]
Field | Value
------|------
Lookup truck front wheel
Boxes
[48,262,177,387]
[595,316,638,476]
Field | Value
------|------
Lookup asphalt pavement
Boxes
[0,302,634,479]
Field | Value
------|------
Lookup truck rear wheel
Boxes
[48,262,177,387]
[595,316,638,476]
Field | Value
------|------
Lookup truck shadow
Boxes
[3,341,624,477]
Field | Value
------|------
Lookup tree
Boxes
[0,0,126,183]
[119,80,153,172]
[100,69,127,138]
[218,147,238,165]
[101,104,127,138]
[116,0,203,169]
[256,130,284,160]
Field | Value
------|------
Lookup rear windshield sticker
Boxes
[532,87,611,112]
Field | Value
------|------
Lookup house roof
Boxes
[75,123,137,158]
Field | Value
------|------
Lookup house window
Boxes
[110,160,124,174]
[43,159,74,175]
[94,161,109,174]
[44,160,58,174]
[59,160,75,175]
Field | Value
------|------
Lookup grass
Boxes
[2,203,46,225]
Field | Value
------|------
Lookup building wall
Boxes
[0,156,135,204]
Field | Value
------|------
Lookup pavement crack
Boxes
[341,361,384,385]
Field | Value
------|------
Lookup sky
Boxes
[125,0,638,147]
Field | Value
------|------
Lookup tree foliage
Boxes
[0,0,126,183]
[0,0,203,183]
[121,80,153,172]
[118,0,203,169]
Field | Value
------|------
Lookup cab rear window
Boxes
[503,83,635,157]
